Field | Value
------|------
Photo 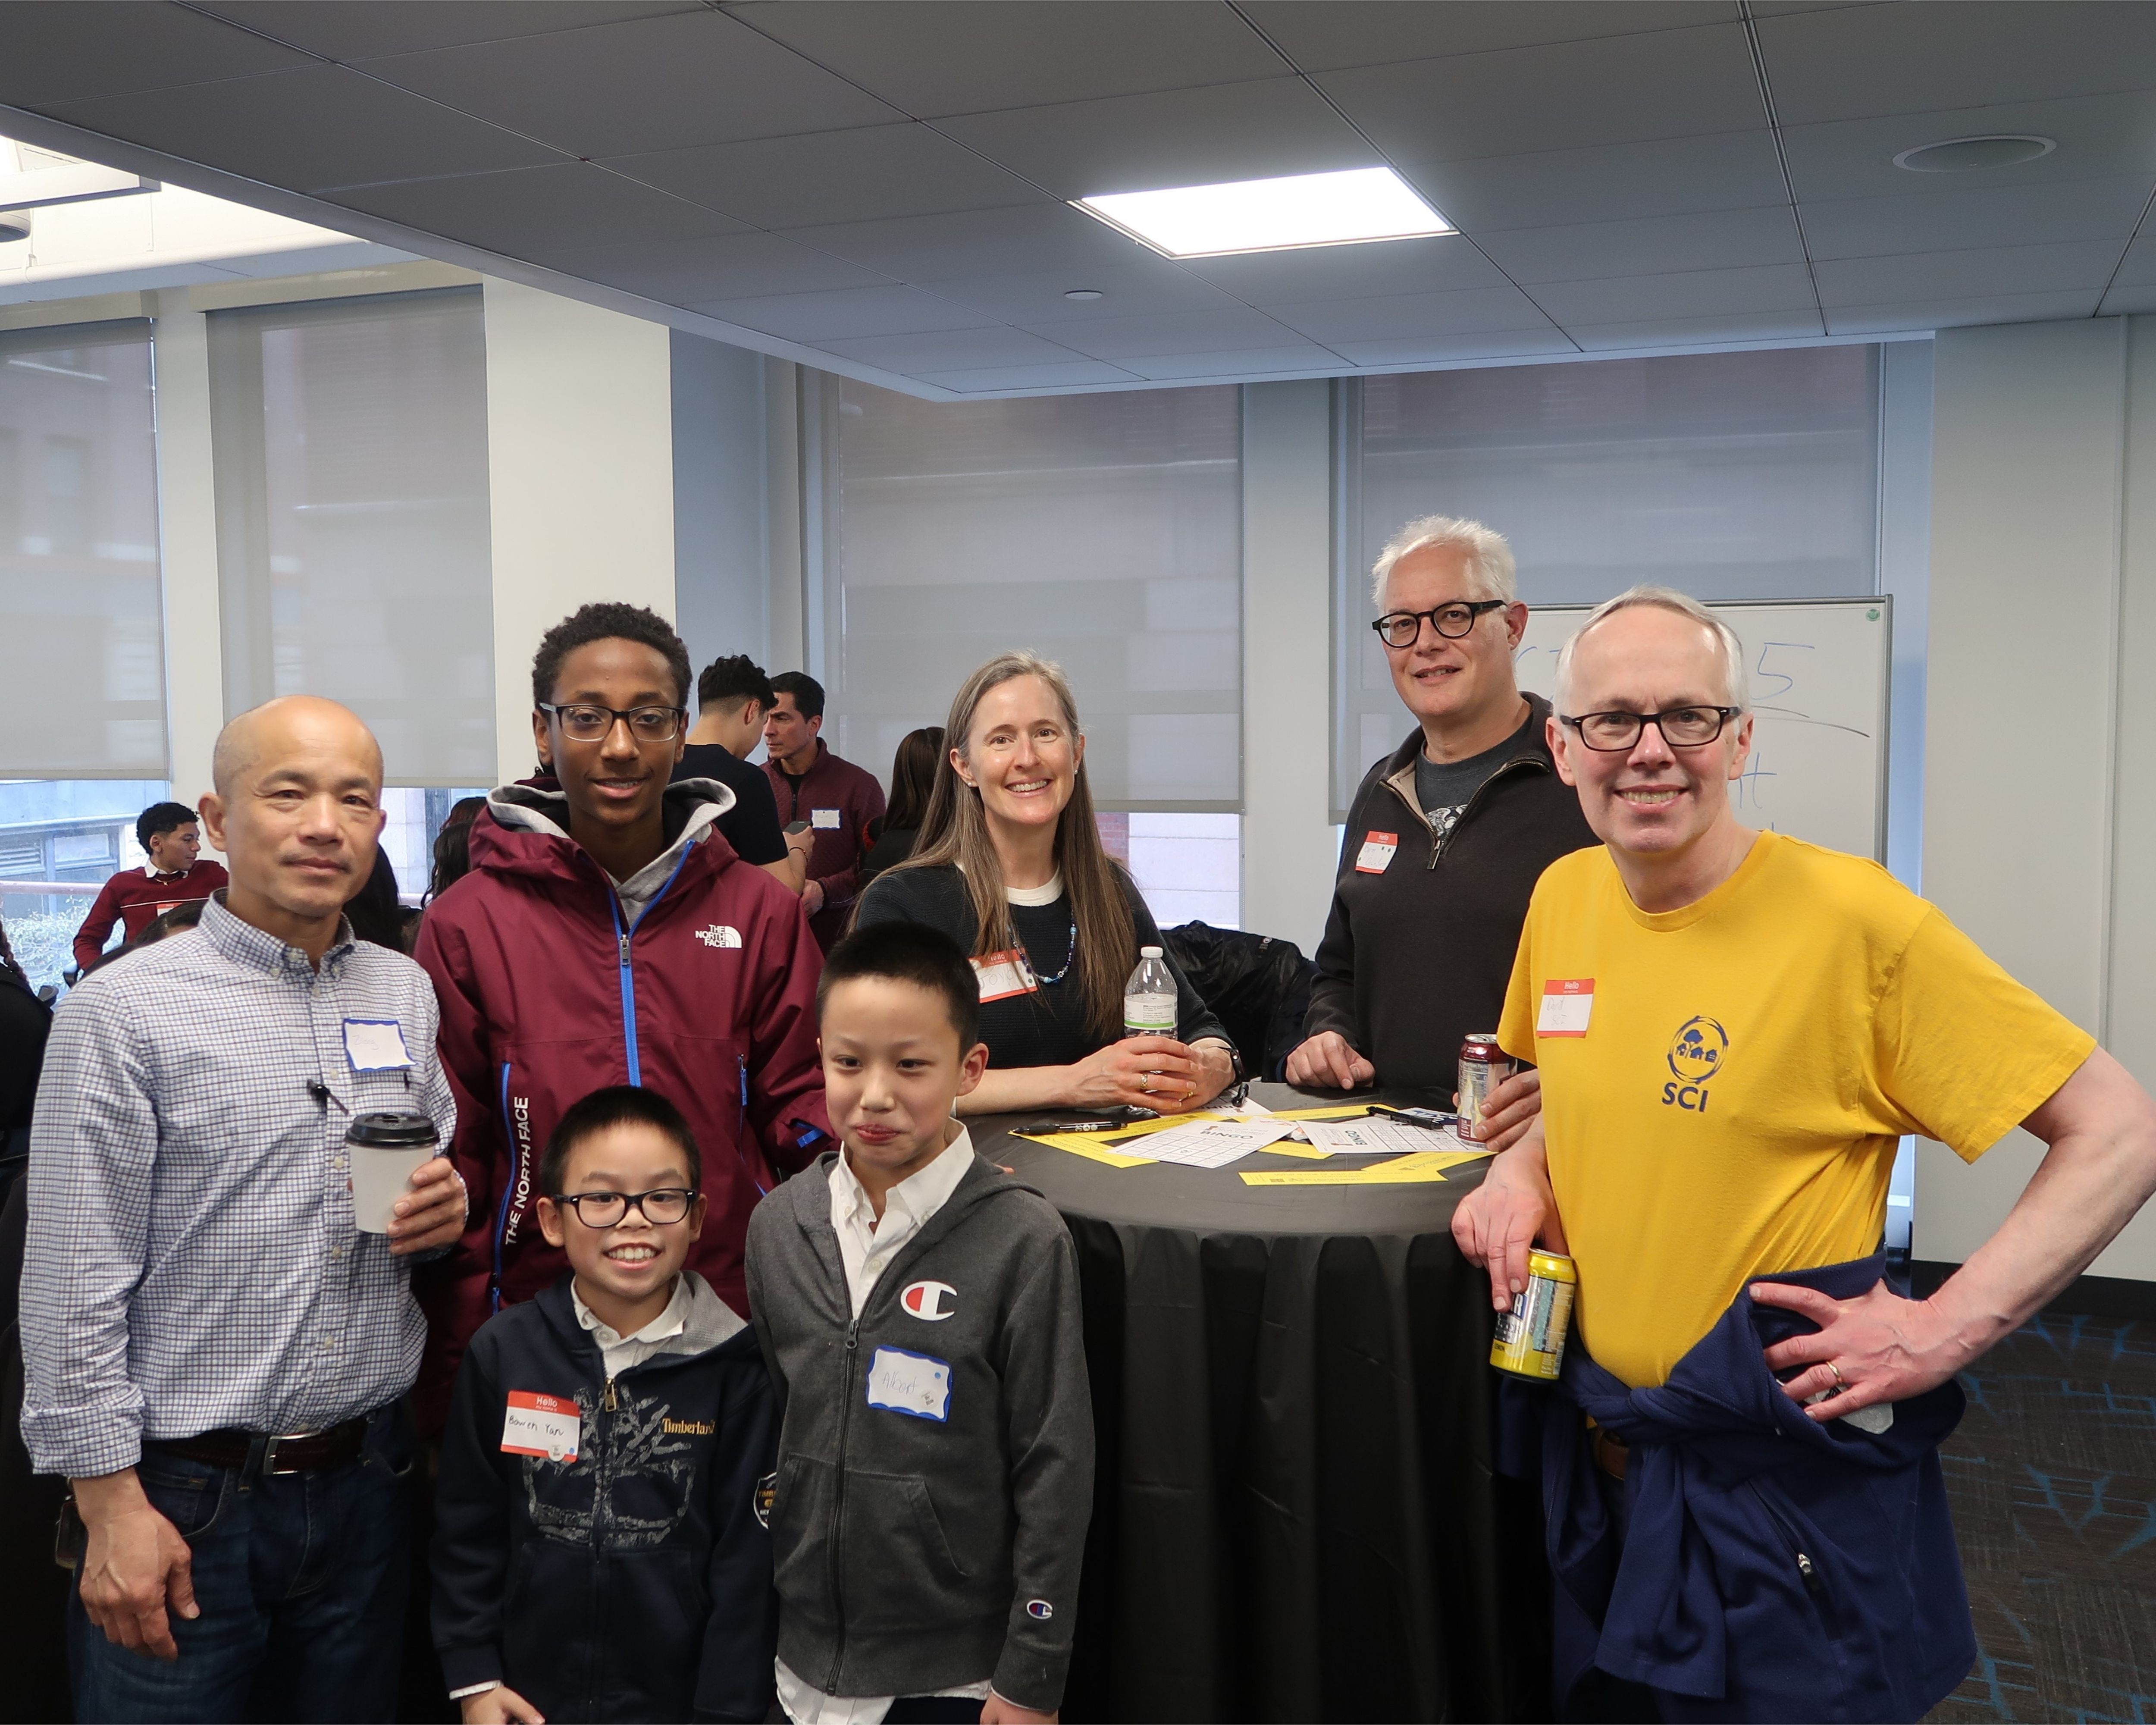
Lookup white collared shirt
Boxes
[826,1122,976,1318]
[570,1272,692,1380]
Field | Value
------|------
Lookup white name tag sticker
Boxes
[866,1346,952,1423]
[1538,979,1595,1038]
[811,807,842,830]
[501,1390,581,1462]
[343,1018,413,1072]
[971,948,1039,1002]
[1354,831,1398,875]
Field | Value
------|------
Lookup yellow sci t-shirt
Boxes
[1496,830,2095,1389]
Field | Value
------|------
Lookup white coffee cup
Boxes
[347,1110,441,1235]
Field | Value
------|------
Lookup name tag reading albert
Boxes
[866,1346,951,1423]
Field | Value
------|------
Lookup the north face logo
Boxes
[694,925,743,949]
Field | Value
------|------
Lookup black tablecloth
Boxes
[978,1082,1548,1724]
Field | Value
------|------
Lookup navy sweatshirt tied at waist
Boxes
[1504,1255,1977,1724]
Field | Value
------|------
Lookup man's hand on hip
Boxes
[1752,1280,1973,1421]
[72,1469,198,1660]
[1466,1067,1542,1154]
[1451,1126,1568,1311]
[389,1155,468,1256]
[1285,1031,1375,1091]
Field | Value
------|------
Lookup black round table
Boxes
[977,1082,1547,1724]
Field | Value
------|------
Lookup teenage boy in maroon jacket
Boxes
[761,671,885,952]
[412,603,829,1429]
[69,801,229,972]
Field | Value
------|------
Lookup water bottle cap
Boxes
[1139,945,1163,958]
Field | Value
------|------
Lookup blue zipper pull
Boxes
[738,1054,749,1110]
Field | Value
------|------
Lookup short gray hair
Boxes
[1554,585,1750,715]
[1369,514,1517,610]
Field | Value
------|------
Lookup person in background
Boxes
[0,914,51,1204]
[856,652,1237,1116]
[1286,516,1592,1147]
[70,801,229,974]
[676,654,811,896]
[1453,588,2156,1721]
[412,602,830,1437]
[22,695,468,1722]
[424,797,489,907]
[860,726,944,891]
[344,848,415,953]
[763,671,885,951]
[78,899,208,980]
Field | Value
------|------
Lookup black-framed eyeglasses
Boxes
[549,1188,699,1228]
[1560,707,1742,751]
[538,703,686,744]
[1372,600,1508,648]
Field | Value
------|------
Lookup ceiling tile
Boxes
[1318,24,1764,166]
[1759,3,2156,128]
[1122,344,1345,379]
[1564,310,1827,350]
[1177,234,1511,301]
[2112,232,2156,288]
[605,125,1045,228]
[1262,285,1562,344]
[817,326,1086,370]
[910,359,1147,392]
[1478,207,1804,284]
[1779,90,2156,204]
[774,203,1149,281]
[539,232,892,302]
[935,78,1374,200]
[363,12,903,159]
[724,1,1285,117]
[48,66,564,194]
[1025,305,1311,360]
[1802,177,2155,262]
[2099,282,2156,315]
[1528,262,1818,324]
[1244,3,1730,73]
[196,2,700,60]
[918,260,1244,326]
[1812,239,2119,304]
[1326,330,1578,367]
[0,2,312,107]
[1823,287,2103,334]
[324,163,746,256]
[1405,132,1787,232]
[687,283,986,342]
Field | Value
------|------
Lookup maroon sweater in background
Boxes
[70,861,229,971]
[763,739,885,951]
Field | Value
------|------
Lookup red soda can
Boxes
[1458,1034,1515,1142]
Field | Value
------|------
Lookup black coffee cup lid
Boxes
[347,1110,439,1148]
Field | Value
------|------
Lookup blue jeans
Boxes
[68,1405,412,1725]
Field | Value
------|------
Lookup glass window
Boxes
[1338,346,1881,812]
[1096,812,1241,931]
[210,289,493,784]
[0,778,171,988]
[0,323,166,778]
[819,377,1241,810]
[379,786,492,904]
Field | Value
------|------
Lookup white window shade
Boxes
[210,289,493,784]
[0,322,166,777]
[820,378,1241,810]
[1338,346,1881,813]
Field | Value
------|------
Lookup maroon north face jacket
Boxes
[411,781,829,1429]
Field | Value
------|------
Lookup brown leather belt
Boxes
[150,1417,367,1476]
[1592,1428,1629,1481]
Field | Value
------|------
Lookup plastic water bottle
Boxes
[1123,946,1178,1039]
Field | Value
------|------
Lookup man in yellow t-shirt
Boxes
[1451,585,2156,1719]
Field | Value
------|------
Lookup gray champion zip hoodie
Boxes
[744,1151,1094,1713]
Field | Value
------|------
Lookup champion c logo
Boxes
[900,1280,957,1322]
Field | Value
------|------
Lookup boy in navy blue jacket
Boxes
[432,1086,778,1724]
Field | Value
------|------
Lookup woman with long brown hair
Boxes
[859,725,941,889]
[856,651,1237,1114]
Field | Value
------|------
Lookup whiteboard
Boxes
[1510,597,1893,862]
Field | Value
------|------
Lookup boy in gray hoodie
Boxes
[745,922,1093,1725]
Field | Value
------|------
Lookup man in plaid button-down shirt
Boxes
[22,696,469,1723]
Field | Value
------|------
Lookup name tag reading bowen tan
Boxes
[972,949,1039,1002]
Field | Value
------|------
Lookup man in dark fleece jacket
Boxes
[1290,514,1593,1138]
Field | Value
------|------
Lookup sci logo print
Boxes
[901,1279,957,1322]
[1661,1016,1729,1113]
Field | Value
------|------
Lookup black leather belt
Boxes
[150,1417,367,1475]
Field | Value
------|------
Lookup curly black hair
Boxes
[530,602,692,709]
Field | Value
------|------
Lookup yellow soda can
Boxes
[1490,1249,1577,1380]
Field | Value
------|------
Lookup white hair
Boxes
[1553,585,1750,715]
[1369,514,1517,610]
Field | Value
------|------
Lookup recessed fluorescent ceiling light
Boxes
[1074,166,1451,259]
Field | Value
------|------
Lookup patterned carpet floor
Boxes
[1927,1313,2156,1722]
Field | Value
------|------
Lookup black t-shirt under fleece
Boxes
[672,743,789,866]
[855,863,1232,1071]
